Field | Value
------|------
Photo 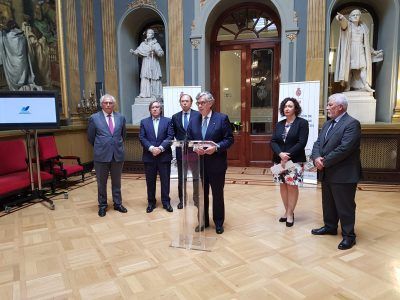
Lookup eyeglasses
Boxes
[103,101,114,105]
[196,101,209,106]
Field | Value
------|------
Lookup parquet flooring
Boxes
[0,168,399,299]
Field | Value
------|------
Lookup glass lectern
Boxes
[170,140,217,251]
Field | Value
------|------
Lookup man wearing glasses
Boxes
[187,91,234,234]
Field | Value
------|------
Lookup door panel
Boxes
[249,48,274,135]
[214,42,279,167]
[219,48,246,166]
[246,46,276,166]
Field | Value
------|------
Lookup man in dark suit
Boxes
[139,100,174,213]
[311,93,361,250]
[187,91,234,234]
[87,94,128,217]
[171,93,201,209]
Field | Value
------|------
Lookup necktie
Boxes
[107,114,114,134]
[325,119,336,139]
[183,112,189,130]
[202,116,208,140]
[154,118,159,138]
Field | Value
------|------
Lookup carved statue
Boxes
[129,28,164,98]
[334,9,383,92]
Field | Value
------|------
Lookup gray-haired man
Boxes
[311,93,361,250]
[88,94,127,217]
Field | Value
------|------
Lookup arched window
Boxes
[216,6,279,41]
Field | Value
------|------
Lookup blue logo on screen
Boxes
[19,106,31,114]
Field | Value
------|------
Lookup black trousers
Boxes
[321,181,357,238]
[144,161,171,206]
[176,155,200,204]
[202,166,226,227]
[94,160,124,209]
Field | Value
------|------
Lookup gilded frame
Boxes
[56,0,68,119]
[0,0,68,119]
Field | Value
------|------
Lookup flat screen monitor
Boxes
[0,91,60,130]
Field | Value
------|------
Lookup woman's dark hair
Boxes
[279,97,302,117]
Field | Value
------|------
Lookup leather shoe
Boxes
[286,213,294,227]
[146,205,155,213]
[338,238,356,250]
[311,226,338,235]
[216,226,224,234]
[114,205,128,213]
[279,217,287,222]
[98,207,106,217]
[163,204,173,212]
[195,224,209,232]
[177,202,183,209]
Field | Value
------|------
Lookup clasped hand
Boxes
[314,157,325,170]
[194,146,216,155]
[279,152,291,168]
[151,147,162,156]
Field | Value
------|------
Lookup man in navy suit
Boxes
[139,100,174,213]
[311,93,361,250]
[187,91,234,234]
[171,93,201,209]
[87,94,127,217]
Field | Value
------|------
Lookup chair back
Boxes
[0,139,28,176]
[38,136,59,161]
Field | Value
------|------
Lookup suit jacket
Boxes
[87,111,126,162]
[311,113,361,183]
[186,111,234,171]
[271,117,309,163]
[139,116,174,163]
[171,109,201,160]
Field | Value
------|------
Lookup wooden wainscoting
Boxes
[360,127,400,183]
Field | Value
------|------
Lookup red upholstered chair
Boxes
[0,139,31,198]
[0,139,55,203]
[37,135,84,183]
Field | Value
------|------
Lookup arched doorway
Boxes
[211,3,281,167]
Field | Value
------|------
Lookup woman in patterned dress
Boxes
[271,98,309,227]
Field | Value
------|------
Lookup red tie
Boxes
[107,114,114,134]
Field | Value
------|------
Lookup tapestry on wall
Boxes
[0,0,60,95]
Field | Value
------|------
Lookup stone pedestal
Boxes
[344,91,376,124]
[131,97,162,125]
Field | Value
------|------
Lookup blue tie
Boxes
[325,119,336,139]
[202,116,208,140]
[183,112,188,130]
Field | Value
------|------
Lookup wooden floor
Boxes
[1,167,400,299]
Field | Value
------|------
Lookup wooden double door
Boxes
[212,41,280,167]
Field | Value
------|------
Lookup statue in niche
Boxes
[334,9,383,92]
[129,28,164,98]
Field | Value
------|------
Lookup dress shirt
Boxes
[153,117,159,138]
[148,117,164,152]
